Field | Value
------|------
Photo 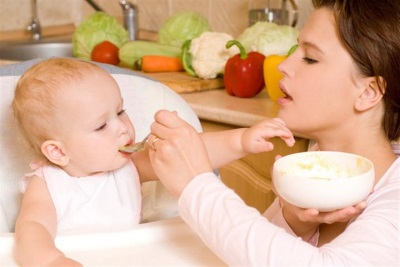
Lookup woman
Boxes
[148,0,400,266]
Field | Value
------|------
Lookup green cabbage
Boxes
[119,41,181,68]
[158,11,211,47]
[237,22,299,56]
[72,12,128,60]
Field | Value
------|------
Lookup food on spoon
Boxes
[119,144,145,153]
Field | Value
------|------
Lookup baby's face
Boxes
[55,70,135,177]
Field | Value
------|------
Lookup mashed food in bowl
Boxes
[273,151,375,211]
[280,154,368,179]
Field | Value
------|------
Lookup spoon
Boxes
[119,133,150,153]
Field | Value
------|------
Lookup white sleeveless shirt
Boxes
[20,160,142,234]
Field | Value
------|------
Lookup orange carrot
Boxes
[140,55,184,73]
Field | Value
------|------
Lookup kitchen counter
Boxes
[180,89,280,128]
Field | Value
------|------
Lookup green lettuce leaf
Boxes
[72,12,128,60]
[158,11,211,47]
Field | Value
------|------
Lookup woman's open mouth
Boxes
[279,81,293,101]
[280,87,293,100]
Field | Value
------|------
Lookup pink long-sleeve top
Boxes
[178,157,400,266]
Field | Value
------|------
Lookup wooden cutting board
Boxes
[137,71,225,94]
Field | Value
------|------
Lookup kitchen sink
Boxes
[0,39,74,61]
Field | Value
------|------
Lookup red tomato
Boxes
[91,41,120,65]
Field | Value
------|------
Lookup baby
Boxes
[12,58,158,266]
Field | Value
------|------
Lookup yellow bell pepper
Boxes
[263,54,286,102]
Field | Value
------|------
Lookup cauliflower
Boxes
[187,32,239,79]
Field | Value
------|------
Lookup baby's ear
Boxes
[355,77,385,111]
[41,140,69,166]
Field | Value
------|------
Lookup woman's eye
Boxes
[302,57,318,64]
[95,123,106,131]
[117,109,126,116]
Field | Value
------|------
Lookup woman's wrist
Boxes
[282,204,320,242]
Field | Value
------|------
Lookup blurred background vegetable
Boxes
[264,54,285,102]
[91,41,120,65]
[181,32,239,79]
[158,11,211,47]
[224,40,265,98]
[138,55,184,73]
[237,22,298,56]
[181,40,196,76]
[119,41,181,68]
[118,11,211,70]
[72,12,128,60]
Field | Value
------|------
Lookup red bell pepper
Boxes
[224,40,265,98]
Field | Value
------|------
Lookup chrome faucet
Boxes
[119,0,138,40]
[84,0,138,40]
[27,0,41,40]
[27,0,138,41]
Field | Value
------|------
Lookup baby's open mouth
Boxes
[119,141,133,152]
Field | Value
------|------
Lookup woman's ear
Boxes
[355,76,385,111]
[41,140,69,166]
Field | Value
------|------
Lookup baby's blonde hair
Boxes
[12,58,105,161]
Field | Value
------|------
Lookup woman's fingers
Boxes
[154,110,182,128]
[150,110,190,141]
[148,112,213,196]
[297,202,367,224]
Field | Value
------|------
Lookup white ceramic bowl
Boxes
[273,151,375,211]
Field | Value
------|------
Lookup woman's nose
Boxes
[278,56,293,77]
[279,45,299,77]
[278,57,288,74]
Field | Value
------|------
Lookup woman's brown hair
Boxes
[313,0,400,141]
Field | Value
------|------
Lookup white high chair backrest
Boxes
[0,58,202,233]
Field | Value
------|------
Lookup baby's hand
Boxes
[241,118,295,154]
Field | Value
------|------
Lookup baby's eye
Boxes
[302,57,318,64]
[117,109,126,116]
[95,123,106,131]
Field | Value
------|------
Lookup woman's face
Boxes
[277,8,362,141]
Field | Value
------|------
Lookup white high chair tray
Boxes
[0,217,226,266]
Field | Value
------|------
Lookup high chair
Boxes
[0,58,202,233]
